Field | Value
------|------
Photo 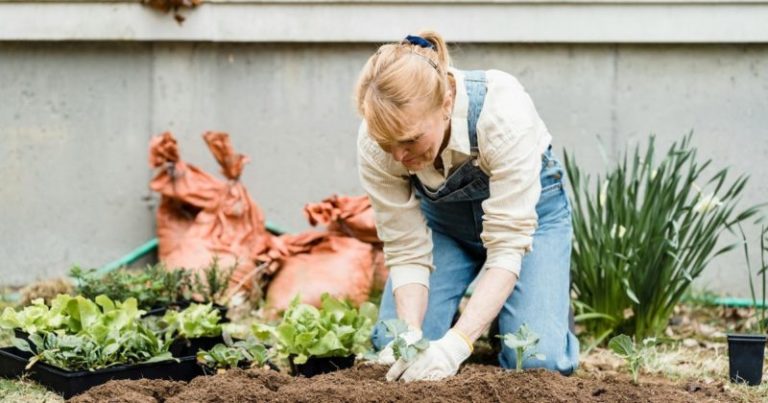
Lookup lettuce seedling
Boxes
[383,319,429,362]
[253,294,377,365]
[196,335,272,373]
[161,303,222,340]
[608,334,656,384]
[0,294,76,334]
[499,324,545,372]
[11,295,173,371]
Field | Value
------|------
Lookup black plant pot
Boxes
[0,347,204,399]
[727,333,767,386]
[290,355,355,378]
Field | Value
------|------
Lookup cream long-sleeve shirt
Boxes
[357,68,552,291]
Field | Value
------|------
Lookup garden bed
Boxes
[69,363,733,403]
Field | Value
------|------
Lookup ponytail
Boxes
[355,30,453,144]
[416,30,451,73]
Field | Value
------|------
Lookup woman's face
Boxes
[378,99,451,171]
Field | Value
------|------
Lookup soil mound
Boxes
[69,379,185,403]
[69,363,732,403]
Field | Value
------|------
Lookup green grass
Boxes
[0,378,63,402]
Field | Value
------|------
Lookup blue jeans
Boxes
[371,150,580,374]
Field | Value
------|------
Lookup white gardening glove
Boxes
[377,328,423,365]
[386,329,473,382]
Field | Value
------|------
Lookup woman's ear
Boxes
[442,91,454,117]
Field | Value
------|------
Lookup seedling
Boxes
[196,335,272,373]
[9,296,173,371]
[70,260,235,310]
[499,324,545,372]
[191,258,235,306]
[253,294,377,366]
[383,319,429,362]
[608,334,656,384]
[160,303,223,341]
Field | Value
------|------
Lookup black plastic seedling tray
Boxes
[0,347,204,399]
[169,335,225,357]
[13,329,29,343]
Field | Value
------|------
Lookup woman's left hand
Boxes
[385,329,472,382]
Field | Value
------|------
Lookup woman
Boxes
[355,31,579,382]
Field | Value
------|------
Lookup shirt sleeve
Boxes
[477,71,552,277]
[356,124,433,290]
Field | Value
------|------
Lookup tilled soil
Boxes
[69,363,735,403]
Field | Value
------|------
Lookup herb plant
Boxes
[254,294,377,365]
[608,334,656,384]
[191,258,235,305]
[499,324,545,372]
[382,319,429,362]
[566,134,762,342]
[71,261,235,310]
[70,264,190,309]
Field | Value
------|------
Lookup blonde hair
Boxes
[355,30,452,145]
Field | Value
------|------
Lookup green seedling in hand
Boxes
[383,319,429,362]
[499,324,545,372]
[608,334,656,384]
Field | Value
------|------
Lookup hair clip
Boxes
[404,35,435,50]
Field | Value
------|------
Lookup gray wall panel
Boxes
[1,42,766,296]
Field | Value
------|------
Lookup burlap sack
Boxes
[149,131,269,293]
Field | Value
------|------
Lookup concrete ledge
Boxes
[1,1,767,42]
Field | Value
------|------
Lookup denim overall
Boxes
[371,70,580,374]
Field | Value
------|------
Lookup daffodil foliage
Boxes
[565,134,763,341]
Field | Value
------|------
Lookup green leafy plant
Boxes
[0,294,76,334]
[608,334,657,384]
[191,258,235,306]
[566,134,763,342]
[382,319,429,362]
[71,264,190,310]
[71,261,235,310]
[196,335,272,372]
[737,224,768,334]
[10,295,173,371]
[253,294,377,365]
[161,303,222,340]
[498,324,545,372]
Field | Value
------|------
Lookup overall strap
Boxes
[462,70,488,158]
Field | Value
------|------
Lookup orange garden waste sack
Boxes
[303,195,389,291]
[263,232,374,315]
[304,194,380,244]
[149,131,271,294]
[263,195,389,315]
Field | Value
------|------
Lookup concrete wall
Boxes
[1,41,767,296]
